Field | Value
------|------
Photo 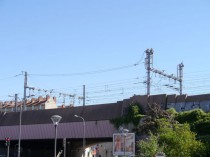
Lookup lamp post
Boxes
[74,115,86,157]
[119,127,129,157]
[51,115,62,157]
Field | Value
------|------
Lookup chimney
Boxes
[53,97,57,103]
[38,96,44,102]
[46,95,50,101]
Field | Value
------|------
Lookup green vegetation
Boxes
[174,109,210,156]
[137,121,205,157]
[137,134,159,157]
[110,102,144,128]
[158,121,205,157]
[175,109,210,136]
[136,104,206,157]
[111,102,210,157]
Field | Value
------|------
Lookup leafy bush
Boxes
[158,122,205,157]
[110,102,144,128]
[175,109,210,135]
[166,108,178,116]
[137,134,159,157]
[175,109,206,124]
[136,106,208,157]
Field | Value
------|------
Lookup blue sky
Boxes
[0,0,210,105]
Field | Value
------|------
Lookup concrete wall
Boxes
[125,93,210,112]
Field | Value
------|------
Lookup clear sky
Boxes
[0,0,210,106]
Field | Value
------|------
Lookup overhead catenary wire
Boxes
[0,74,22,81]
[29,60,142,77]
[8,72,210,106]
[4,68,210,105]
[1,48,210,106]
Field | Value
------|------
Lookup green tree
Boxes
[136,105,207,157]
[158,121,205,157]
[175,109,210,136]
[137,134,159,157]
[174,109,210,156]
[137,103,174,135]
[137,119,205,157]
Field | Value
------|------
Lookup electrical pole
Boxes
[15,94,18,112]
[78,85,86,106]
[145,48,154,95]
[23,71,27,111]
[18,100,22,157]
[144,49,184,95]
[63,138,66,157]
[5,137,10,157]
[8,94,18,112]
[83,85,85,106]
[178,63,184,95]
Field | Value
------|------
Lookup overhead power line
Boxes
[28,59,143,77]
[0,74,22,81]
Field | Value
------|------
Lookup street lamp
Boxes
[74,115,86,157]
[119,127,129,157]
[51,115,62,157]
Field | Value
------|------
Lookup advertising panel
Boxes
[113,133,135,156]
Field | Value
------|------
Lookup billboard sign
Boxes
[113,133,135,156]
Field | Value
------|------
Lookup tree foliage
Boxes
[174,109,210,156]
[137,134,159,157]
[136,104,207,157]
[137,103,175,135]
[158,121,205,157]
[110,102,144,128]
[175,109,210,136]
[111,102,210,157]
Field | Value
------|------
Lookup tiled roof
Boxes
[0,95,56,109]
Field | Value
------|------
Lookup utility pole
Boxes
[5,137,10,157]
[8,94,18,112]
[78,85,86,106]
[178,63,184,95]
[63,138,66,157]
[145,48,154,95]
[15,94,18,112]
[17,100,23,157]
[23,71,27,110]
[83,85,85,106]
[145,49,184,95]
[8,93,22,157]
